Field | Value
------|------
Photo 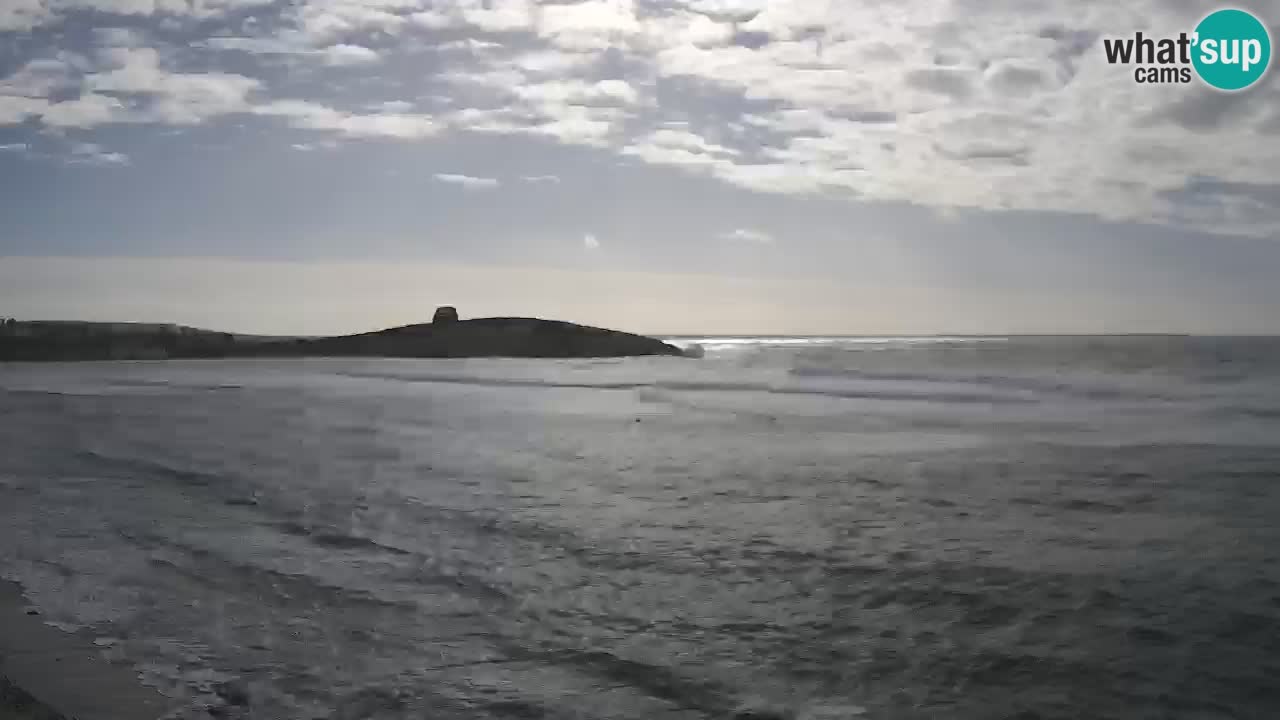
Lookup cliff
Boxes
[0,313,684,361]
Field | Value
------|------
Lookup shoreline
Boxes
[0,316,686,363]
[0,579,173,720]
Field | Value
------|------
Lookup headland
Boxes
[0,308,685,361]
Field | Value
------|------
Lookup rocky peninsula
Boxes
[0,308,685,361]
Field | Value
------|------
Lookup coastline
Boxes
[0,579,172,720]
[0,316,687,362]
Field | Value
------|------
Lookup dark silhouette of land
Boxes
[0,309,684,361]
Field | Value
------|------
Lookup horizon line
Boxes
[6,319,1280,340]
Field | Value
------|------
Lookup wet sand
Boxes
[0,579,173,720]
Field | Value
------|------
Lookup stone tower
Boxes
[432,306,459,324]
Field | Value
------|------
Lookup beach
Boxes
[0,579,172,720]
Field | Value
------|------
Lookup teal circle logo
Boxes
[1192,8,1272,91]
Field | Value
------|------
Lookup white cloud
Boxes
[0,55,85,98]
[289,139,337,151]
[92,27,147,47]
[255,100,439,139]
[432,173,500,189]
[291,0,411,44]
[323,43,379,66]
[4,0,277,31]
[408,0,534,32]
[525,105,621,145]
[437,38,503,53]
[42,94,129,128]
[647,128,738,156]
[0,0,52,31]
[0,143,28,152]
[620,142,728,170]
[60,0,171,17]
[372,100,413,113]
[197,36,301,54]
[640,10,735,50]
[514,79,641,107]
[67,141,129,165]
[0,96,48,125]
[521,174,560,183]
[407,10,451,29]
[538,0,641,51]
[583,233,601,250]
[721,228,774,244]
[1,45,264,130]
[87,47,259,125]
[199,36,382,68]
[508,49,597,75]
[619,127,741,173]
[4,0,1280,236]
[446,103,624,146]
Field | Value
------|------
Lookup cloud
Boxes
[0,143,28,152]
[0,96,48,125]
[1,0,276,32]
[408,0,535,32]
[643,11,735,48]
[436,38,503,53]
[647,128,738,156]
[67,141,129,165]
[40,94,128,128]
[2,0,1280,239]
[538,0,643,51]
[86,47,260,125]
[0,0,52,32]
[1151,87,1269,132]
[446,103,624,147]
[432,173,500,189]
[323,44,379,66]
[255,100,438,139]
[92,27,147,47]
[372,100,413,113]
[984,61,1054,95]
[521,174,560,183]
[60,0,259,17]
[720,228,773,243]
[514,79,642,107]
[0,55,85,98]
[619,127,742,172]
[198,37,382,68]
[289,0,416,44]
[903,67,974,99]
[583,233,601,250]
[0,45,264,130]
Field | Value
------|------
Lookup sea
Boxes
[1,336,1278,720]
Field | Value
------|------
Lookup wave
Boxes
[788,365,1182,403]
[104,379,173,388]
[334,371,1033,405]
[336,370,647,391]
[75,448,226,488]
[662,336,1010,348]
[273,521,413,556]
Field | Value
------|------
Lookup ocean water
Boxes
[1,336,1279,720]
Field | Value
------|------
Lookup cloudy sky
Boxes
[2,0,1279,335]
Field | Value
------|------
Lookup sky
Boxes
[2,0,1279,336]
